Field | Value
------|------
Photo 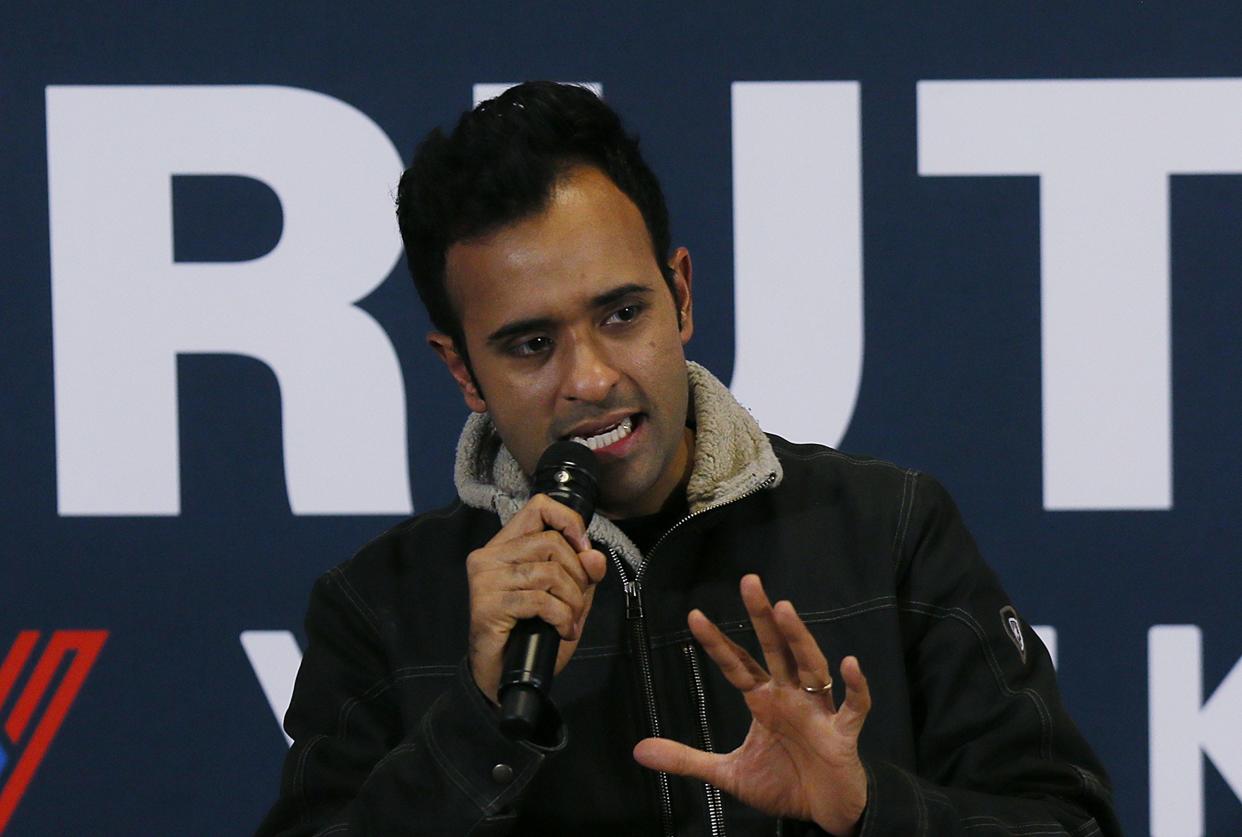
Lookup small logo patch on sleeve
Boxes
[999,605,1027,664]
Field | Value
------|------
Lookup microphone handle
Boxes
[498,618,561,739]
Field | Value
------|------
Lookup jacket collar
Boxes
[453,361,783,569]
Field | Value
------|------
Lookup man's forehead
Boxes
[445,257,659,328]
[442,168,661,330]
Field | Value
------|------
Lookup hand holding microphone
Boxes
[499,442,601,738]
[463,441,605,740]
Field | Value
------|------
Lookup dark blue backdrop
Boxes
[2,3,1239,834]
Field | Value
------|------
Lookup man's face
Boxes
[433,166,694,519]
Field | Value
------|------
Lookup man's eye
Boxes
[605,304,642,325]
[510,336,551,357]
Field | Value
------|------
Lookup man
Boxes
[259,82,1120,835]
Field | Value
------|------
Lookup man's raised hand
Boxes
[632,574,871,836]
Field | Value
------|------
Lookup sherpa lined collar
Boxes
[453,361,783,569]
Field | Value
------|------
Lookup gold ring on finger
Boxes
[800,675,833,694]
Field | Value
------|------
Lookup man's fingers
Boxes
[688,609,767,692]
[493,560,585,612]
[513,536,606,590]
[512,531,590,585]
[722,632,772,684]
[488,589,578,639]
[493,494,591,551]
[633,737,727,787]
[740,574,797,682]
[837,655,872,734]
[773,600,833,699]
[471,529,596,589]
[579,548,608,584]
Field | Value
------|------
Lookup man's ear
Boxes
[427,332,487,413]
[669,246,694,344]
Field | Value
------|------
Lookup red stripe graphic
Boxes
[0,632,39,710]
[4,637,61,743]
[0,630,107,835]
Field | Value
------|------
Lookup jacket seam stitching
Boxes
[647,597,898,648]
[421,698,494,813]
[390,665,459,677]
[890,469,917,571]
[902,766,928,836]
[293,733,327,814]
[960,814,1069,831]
[901,600,1055,760]
[789,596,898,622]
[860,764,878,837]
[336,676,393,736]
[332,668,459,739]
[366,739,421,791]
[770,445,909,473]
[466,812,519,837]
[962,825,1065,830]
[961,815,1064,826]
[1070,763,1106,797]
[328,567,384,639]
[922,784,951,807]
[422,693,544,817]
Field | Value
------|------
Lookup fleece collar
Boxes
[453,361,783,570]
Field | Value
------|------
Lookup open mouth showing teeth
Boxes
[570,416,635,451]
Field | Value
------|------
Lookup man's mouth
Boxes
[568,415,637,452]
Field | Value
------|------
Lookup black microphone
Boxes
[498,440,600,741]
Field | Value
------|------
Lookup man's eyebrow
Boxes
[589,283,652,309]
[485,284,655,346]
[486,317,557,346]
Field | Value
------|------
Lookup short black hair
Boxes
[396,81,673,356]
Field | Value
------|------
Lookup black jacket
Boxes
[259,367,1119,836]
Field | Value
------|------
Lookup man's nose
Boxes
[561,332,620,403]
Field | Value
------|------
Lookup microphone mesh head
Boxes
[536,440,600,481]
[533,441,600,523]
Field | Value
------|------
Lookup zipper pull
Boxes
[623,579,644,619]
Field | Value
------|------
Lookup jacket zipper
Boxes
[611,471,777,837]
[643,472,778,565]
[612,547,675,837]
[684,643,727,837]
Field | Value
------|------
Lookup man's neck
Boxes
[600,425,696,520]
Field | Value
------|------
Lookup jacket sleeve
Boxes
[256,567,565,837]
[858,474,1122,837]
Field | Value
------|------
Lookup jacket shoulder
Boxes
[320,501,499,615]
[768,434,920,492]
[353,500,488,558]
[768,434,961,506]
[765,434,967,573]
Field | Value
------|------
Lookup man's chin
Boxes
[595,487,637,521]
[596,475,663,520]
